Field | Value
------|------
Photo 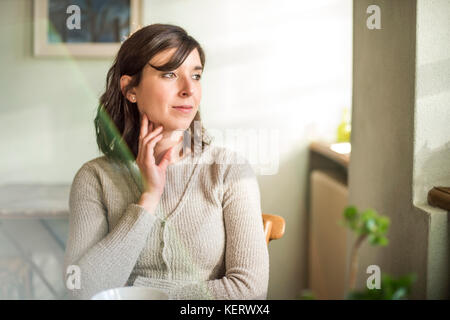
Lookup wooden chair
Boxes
[262,213,285,245]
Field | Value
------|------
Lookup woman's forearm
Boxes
[64,204,158,300]
[137,192,161,214]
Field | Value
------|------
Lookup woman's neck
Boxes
[154,130,188,165]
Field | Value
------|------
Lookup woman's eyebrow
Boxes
[150,64,203,72]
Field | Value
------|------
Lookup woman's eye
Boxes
[163,72,176,78]
[162,72,202,80]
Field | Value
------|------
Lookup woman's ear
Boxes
[120,75,137,102]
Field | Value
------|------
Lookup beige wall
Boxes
[414,0,450,206]
[350,0,448,299]
[415,0,449,299]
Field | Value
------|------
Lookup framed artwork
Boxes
[33,0,142,57]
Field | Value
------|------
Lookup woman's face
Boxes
[134,47,203,132]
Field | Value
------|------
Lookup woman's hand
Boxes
[136,113,175,199]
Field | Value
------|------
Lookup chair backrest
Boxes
[262,213,286,245]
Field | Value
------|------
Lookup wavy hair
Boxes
[94,24,212,164]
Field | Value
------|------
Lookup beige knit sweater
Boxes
[63,143,269,300]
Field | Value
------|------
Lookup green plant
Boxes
[298,206,415,300]
[340,206,390,290]
[345,273,417,300]
[297,289,315,300]
[340,206,416,300]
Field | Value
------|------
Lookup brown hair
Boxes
[94,23,211,164]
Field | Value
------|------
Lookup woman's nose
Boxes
[179,78,195,97]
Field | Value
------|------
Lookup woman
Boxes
[63,24,269,300]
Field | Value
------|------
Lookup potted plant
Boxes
[299,205,416,300]
[341,206,416,299]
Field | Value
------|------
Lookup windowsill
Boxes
[415,202,449,216]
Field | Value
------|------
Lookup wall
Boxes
[414,0,449,299]
[414,0,450,206]
[350,0,448,299]
[0,0,353,299]
[0,0,111,183]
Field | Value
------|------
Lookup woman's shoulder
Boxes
[75,155,108,171]
[73,155,124,179]
[204,147,260,197]
[207,145,252,167]
[204,145,256,180]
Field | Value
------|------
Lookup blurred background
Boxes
[0,0,448,300]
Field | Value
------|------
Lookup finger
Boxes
[145,121,154,149]
[142,125,163,145]
[148,120,153,133]
[138,115,149,162]
[148,119,153,133]
[143,133,163,165]
[158,146,174,172]
[142,132,163,152]
[140,113,148,139]
[146,134,163,154]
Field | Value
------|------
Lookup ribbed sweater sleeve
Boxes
[63,163,157,300]
[134,160,270,300]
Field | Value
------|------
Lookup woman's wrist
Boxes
[138,192,161,214]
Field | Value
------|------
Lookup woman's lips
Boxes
[172,106,193,114]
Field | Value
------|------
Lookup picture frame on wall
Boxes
[33,0,142,57]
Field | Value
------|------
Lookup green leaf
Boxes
[364,218,377,233]
[344,206,358,221]
[361,209,376,220]
[396,273,416,289]
[378,217,390,233]
[391,287,408,300]
[377,237,388,246]
[372,237,379,245]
